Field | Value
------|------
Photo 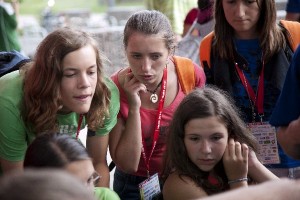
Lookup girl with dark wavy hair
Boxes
[0,27,120,187]
[162,87,278,199]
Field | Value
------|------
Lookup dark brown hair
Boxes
[24,132,90,168]
[163,86,258,194]
[213,0,286,61]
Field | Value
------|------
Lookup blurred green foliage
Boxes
[19,0,144,17]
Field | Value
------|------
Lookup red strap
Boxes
[234,62,265,120]
[141,67,167,177]
[75,114,84,140]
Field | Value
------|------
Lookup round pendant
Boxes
[150,93,158,103]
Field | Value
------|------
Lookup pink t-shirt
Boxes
[111,60,205,177]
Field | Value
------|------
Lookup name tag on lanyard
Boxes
[139,173,161,200]
[248,122,280,164]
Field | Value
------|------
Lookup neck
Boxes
[147,80,162,94]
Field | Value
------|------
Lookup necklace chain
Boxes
[147,80,162,94]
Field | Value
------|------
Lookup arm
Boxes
[200,179,300,200]
[163,172,207,200]
[0,98,28,174]
[0,158,23,174]
[11,0,19,17]
[277,117,300,160]
[109,70,146,173]
[86,135,109,187]
[182,24,192,37]
[247,150,279,182]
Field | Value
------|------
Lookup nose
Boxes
[78,73,91,88]
[200,140,212,154]
[141,57,151,72]
[235,2,246,18]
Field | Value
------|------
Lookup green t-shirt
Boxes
[94,187,120,200]
[0,70,120,164]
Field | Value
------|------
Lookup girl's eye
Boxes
[132,54,141,59]
[151,54,161,60]
[64,73,75,78]
[88,71,96,76]
[211,135,223,141]
[189,136,199,141]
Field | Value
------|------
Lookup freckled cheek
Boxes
[127,58,140,68]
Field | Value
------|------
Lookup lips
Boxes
[199,159,215,165]
[141,75,153,81]
[74,94,91,102]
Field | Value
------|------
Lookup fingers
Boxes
[223,139,249,180]
[124,72,146,93]
[241,143,249,161]
[227,139,248,159]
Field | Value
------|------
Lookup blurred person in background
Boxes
[285,0,300,22]
[182,0,214,37]
[146,0,196,41]
[0,0,21,52]
[0,169,95,200]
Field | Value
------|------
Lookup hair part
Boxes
[123,10,176,54]
[24,132,90,168]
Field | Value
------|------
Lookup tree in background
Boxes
[146,0,196,36]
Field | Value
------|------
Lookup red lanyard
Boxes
[141,67,167,177]
[234,61,265,122]
[75,114,84,140]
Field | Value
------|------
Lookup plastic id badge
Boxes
[248,122,280,164]
[139,173,161,200]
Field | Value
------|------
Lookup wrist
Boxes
[228,177,248,185]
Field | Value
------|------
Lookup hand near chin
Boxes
[123,71,146,108]
[223,138,249,181]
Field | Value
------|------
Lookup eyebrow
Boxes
[63,65,97,71]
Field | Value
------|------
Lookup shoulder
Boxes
[163,171,207,200]
[110,67,129,89]
[0,71,23,104]
[104,76,119,98]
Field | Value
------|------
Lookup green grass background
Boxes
[20,0,144,16]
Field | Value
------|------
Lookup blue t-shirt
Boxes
[234,39,300,168]
[286,0,300,13]
[270,45,300,126]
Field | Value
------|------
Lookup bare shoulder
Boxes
[116,67,130,87]
[163,171,207,200]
